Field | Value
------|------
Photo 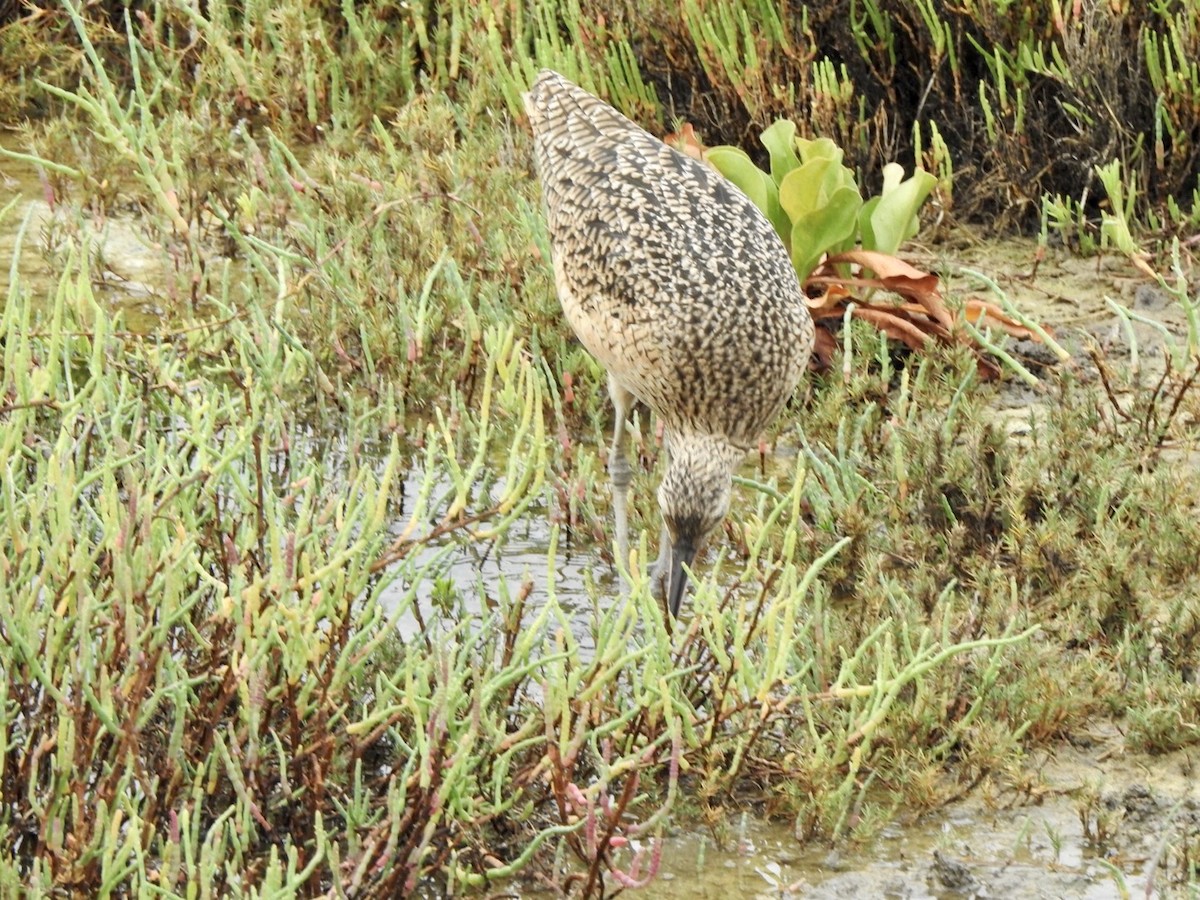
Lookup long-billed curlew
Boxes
[525,70,814,616]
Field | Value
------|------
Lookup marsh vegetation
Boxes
[2,1,1200,896]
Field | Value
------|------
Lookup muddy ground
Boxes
[639,725,1197,898]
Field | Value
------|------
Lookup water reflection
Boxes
[553,782,1162,899]
[379,463,616,649]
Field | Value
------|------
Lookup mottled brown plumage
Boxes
[525,70,814,615]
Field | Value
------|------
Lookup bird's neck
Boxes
[664,429,743,472]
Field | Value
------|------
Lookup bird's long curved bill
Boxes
[666,541,696,618]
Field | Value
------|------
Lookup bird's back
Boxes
[525,70,813,448]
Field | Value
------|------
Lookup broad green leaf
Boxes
[705,146,770,211]
[778,158,842,221]
[858,196,881,251]
[789,185,862,282]
[779,160,827,221]
[704,146,789,243]
[795,136,843,164]
[760,119,800,185]
[880,161,904,195]
[759,175,789,244]
[865,165,937,254]
[793,136,860,197]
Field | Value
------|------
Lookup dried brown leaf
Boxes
[850,307,933,352]
[817,251,954,334]
[664,123,706,160]
[811,327,838,371]
[804,282,853,314]
[963,299,1042,340]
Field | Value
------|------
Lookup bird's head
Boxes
[656,433,742,617]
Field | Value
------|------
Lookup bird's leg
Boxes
[651,520,672,604]
[607,375,634,572]
[650,443,673,612]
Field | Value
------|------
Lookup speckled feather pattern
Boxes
[524,70,814,449]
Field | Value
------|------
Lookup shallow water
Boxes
[2,143,179,330]
[538,725,1200,898]
[379,464,611,645]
